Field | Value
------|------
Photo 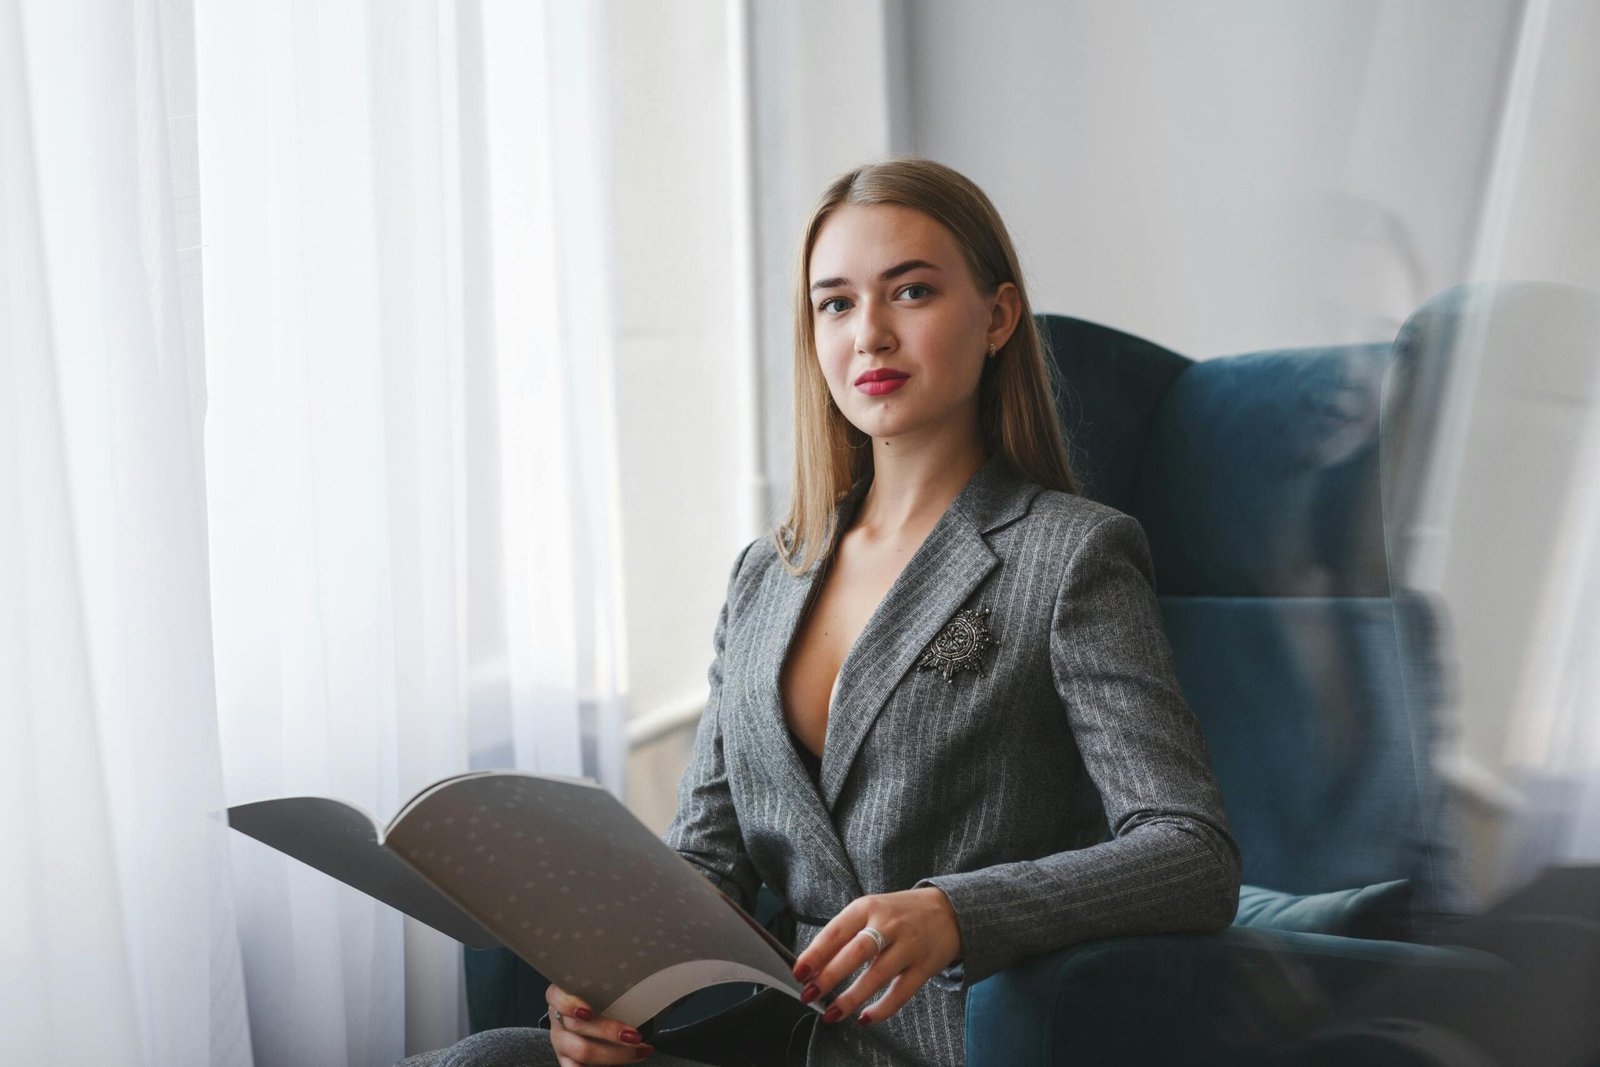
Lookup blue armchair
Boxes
[965,291,1492,1064]
[468,286,1508,1062]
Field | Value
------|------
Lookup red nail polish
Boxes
[800,983,820,1005]
[635,1046,654,1061]
[573,1006,594,1022]
[793,963,813,982]
[619,1028,642,1045]
[858,1012,873,1025]
[823,1006,844,1024]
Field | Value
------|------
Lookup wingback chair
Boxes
[964,286,1526,1064]
[466,285,1539,1063]
[1037,303,1465,920]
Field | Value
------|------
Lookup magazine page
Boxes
[384,772,808,1025]
[228,796,502,949]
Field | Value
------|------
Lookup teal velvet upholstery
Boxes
[1134,344,1394,598]
[1045,315,1190,514]
[464,944,553,1035]
[956,296,1485,1064]
[1159,596,1457,918]
[963,929,1505,1067]
[1038,308,1468,925]
[1234,880,1413,941]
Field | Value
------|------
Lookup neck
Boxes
[855,429,987,538]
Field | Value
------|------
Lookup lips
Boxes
[854,368,910,397]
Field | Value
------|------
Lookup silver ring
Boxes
[859,925,887,956]
[551,1008,564,1028]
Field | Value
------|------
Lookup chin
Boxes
[848,407,910,435]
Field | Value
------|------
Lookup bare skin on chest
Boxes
[780,519,937,759]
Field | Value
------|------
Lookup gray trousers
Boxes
[398,989,814,1067]
[397,1027,710,1067]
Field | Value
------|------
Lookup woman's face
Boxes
[808,203,1014,449]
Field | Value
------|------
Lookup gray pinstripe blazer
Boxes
[664,454,1241,1066]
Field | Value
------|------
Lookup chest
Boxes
[779,530,926,755]
[723,526,1090,895]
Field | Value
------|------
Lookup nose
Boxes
[854,299,896,355]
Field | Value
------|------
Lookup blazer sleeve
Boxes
[917,512,1242,986]
[662,539,762,915]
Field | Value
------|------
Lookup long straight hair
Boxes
[774,158,1079,575]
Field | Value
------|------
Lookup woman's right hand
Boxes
[545,983,655,1065]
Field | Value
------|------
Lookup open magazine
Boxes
[227,771,812,1026]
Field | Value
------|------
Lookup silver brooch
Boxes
[917,607,998,683]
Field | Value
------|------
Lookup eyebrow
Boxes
[810,259,942,293]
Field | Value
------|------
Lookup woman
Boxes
[404,158,1241,1067]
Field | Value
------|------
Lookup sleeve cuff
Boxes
[914,873,1010,987]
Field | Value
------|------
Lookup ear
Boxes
[985,283,1023,352]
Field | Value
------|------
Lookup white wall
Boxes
[607,3,749,820]
[890,0,1513,357]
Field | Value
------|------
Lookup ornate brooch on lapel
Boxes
[917,607,998,683]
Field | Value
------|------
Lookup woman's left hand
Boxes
[790,886,962,1026]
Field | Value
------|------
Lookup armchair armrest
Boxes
[965,928,1502,1067]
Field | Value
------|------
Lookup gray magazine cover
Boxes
[228,771,810,1025]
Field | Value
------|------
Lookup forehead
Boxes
[808,203,963,282]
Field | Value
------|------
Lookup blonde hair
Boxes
[774,157,1079,575]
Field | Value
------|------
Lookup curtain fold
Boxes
[2,0,251,1064]
[196,1,625,1062]
[5,0,625,1063]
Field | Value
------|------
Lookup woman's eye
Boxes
[899,283,932,300]
[817,296,850,315]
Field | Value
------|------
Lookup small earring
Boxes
[987,343,997,358]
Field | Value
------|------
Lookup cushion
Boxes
[1160,596,1460,918]
[1234,879,1413,941]
[1136,343,1394,598]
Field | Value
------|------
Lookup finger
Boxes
[555,1015,648,1048]
[823,948,911,1023]
[551,1026,656,1064]
[553,1036,656,1065]
[545,983,597,1026]
[813,924,889,1000]
[855,966,930,1025]
[792,898,872,983]
[547,1004,640,1049]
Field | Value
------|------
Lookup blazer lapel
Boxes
[819,455,1039,808]
[746,504,871,897]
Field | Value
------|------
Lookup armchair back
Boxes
[1038,308,1466,922]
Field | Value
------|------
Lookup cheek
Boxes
[908,324,978,382]
[814,333,850,389]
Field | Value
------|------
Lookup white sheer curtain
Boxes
[2,0,250,1064]
[3,0,627,1064]
[198,1,626,1063]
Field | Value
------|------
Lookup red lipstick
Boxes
[855,368,910,396]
